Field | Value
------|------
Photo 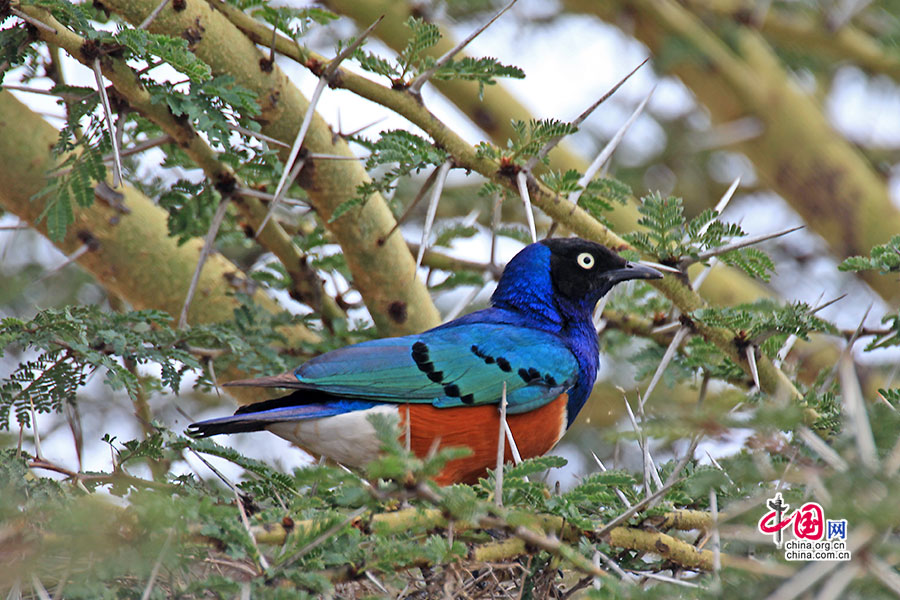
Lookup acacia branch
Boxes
[101,0,441,335]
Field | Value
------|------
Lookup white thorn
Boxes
[409,0,518,94]
[839,354,879,470]
[696,177,741,238]
[687,225,804,265]
[515,171,537,243]
[415,160,452,271]
[641,326,689,410]
[567,86,655,207]
[495,381,508,507]
[92,60,123,189]
[796,426,849,472]
[179,198,229,329]
[745,345,761,391]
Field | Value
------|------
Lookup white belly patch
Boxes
[265,405,396,468]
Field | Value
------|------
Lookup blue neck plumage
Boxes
[490,244,600,426]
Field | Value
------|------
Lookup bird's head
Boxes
[491,238,663,324]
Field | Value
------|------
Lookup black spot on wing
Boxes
[412,341,429,363]
[518,367,541,383]
[460,393,475,404]
[427,371,444,383]
[443,383,461,397]
[544,374,558,386]
[496,357,511,372]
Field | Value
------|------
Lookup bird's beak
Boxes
[606,261,664,284]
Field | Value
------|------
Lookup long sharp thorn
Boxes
[236,187,307,206]
[325,16,383,80]
[868,558,900,597]
[696,177,741,238]
[797,426,849,472]
[810,293,848,315]
[775,291,827,367]
[820,301,870,392]
[179,198,229,328]
[92,60,123,188]
[567,86,655,206]
[641,325,689,410]
[29,397,43,460]
[515,171,537,243]
[591,452,631,508]
[530,57,649,168]
[264,73,328,235]
[32,244,90,284]
[503,419,523,466]
[495,382,508,507]
[343,116,388,139]
[839,354,879,470]
[380,167,440,245]
[138,0,169,30]
[746,345,761,391]
[258,157,305,236]
[409,0,518,95]
[710,490,721,576]
[489,193,502,269]
[594,476,682,538]
[415,160,452,271]
[227,123,290,148]
[687,225,804,265]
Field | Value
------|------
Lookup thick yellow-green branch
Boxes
[97,0,441,335]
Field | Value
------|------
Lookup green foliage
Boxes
[158,179,223,244]
[507,118,578,164]
[352,16,522,92]
[839,234,900,273]
[0,302,304,428]
[242,4,337,39]
[113,28,212,82]
[626,192,775,281]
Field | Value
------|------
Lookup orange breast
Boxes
[400,394,569,485]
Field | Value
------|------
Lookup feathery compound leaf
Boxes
[397,17,441,80]
[113,29,211,82]
[839,234,900,273]
[433,56,524,98]
[506,119,578,163]
[627,191,686,261]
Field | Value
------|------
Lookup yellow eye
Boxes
[577,253,595,269]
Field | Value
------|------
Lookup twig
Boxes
[415,159,452,270]
[515,171,537,243]
[408,0,518,95]
[566,86,655,207]
[140,529,173,600]
[233,486,269,570]
[31,244,90,284]
[91,59,124,188]
[227,123,290,148]
[532,58,649,168]
[235,187,307,206]
[178,198,229,328]
[378,165,440,245]
[137,0,169,29]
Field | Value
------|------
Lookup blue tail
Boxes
[187,392,378,437]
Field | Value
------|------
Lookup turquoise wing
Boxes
[294,323,578,414]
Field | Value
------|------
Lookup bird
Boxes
[188,238,662,484]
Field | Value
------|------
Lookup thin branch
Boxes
[140,530,173,600]
[137,0,169,30]
[227,123,290,148]
[178,197,229,328]
[415,160,452,271]
[530,58,649,168]
[408,0,518,95]
[566,86,655,207]
[233,486,269,570]
[92,59,124,188]
[379,165,440,245]
[515,171,537,243]
[235,186,308,207]
[10,8,57,33]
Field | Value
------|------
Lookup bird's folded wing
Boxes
[289,323,578,414]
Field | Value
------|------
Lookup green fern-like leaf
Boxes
[839,234,900,274]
